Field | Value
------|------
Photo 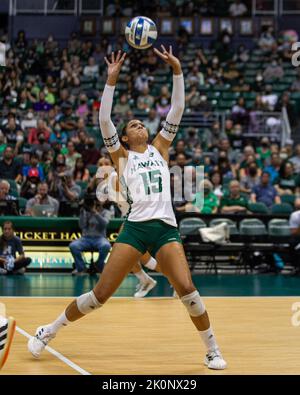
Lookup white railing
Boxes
[281,107,292,146]
[10,0,103,15]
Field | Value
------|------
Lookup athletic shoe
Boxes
[71,269,88,276]
[134,278,157,298]
[0,316,16,370]
[27,325,56,358]
[204,349,227,370]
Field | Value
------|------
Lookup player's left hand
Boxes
[153,45,182,74]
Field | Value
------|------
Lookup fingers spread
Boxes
[104,57,110,66]
[111,51,115,63]
[116,50,121,63]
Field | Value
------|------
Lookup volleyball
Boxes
[125,16,157,50]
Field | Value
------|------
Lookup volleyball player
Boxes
[28,47,227,370]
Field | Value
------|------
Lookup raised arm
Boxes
[152,45,185,160]
[99,51,128,168]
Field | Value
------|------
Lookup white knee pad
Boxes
[181,291,206,317]
[76,291,102,315]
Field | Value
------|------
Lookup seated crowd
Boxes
[0,28,299,218]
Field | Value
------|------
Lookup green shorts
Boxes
[116,219,182,257]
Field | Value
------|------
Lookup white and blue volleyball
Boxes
[125,16,157,50]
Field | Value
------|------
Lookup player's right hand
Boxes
[104,50,126,85]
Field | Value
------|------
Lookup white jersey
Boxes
[119,145,177,227]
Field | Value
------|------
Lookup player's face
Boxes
[125,120,148,144]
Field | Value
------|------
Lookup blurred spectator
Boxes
[220,180,249,214]
[114,93,131,116]
[228,0,247,16]
[58,173,81,203]
[20,168,40,200]
[0,221,31,275]
[0,132,7,158]
[143,109,160,137]
[261,85,278,111]
[81,137,101,165]
[185,86,201,110]
[156,97,171,118]
[210,170,224,199]
[231,97,248,125]
[22,152,45,181]
[137,87,155,111]
[0,146,22,183]
[59,102,78,135]
[28,119,51,145]
[274,161,300,196]
[264,153,281,183]
[185,127,200,151]
[190,179,219,214]
[290,144,300,174]
[73,157,90,182]
[256,137,271,164]
[25,182,59,217]
[186,65,204,88]
[33,91,53,112]
[258,26,276,52]
[263,60,284,82]
[65,140,81,171]
[0,180,18,216]
[240,162,261,194]
[49,123,68,146]
[2,115,24,146]
[169,139,192,166]
[76,94,89,119]
[83,57,99,79]
[217,151,237,179]
[251,171,281,208]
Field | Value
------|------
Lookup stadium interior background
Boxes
[1,0,300,297]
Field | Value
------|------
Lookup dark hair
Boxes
[120,123,129,149]
[0,221,14,252]
[2,221,14,230]
[279,160,293,178]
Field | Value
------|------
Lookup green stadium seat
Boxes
[209,218,239,236]
[248,202,269,214]
[281,194,295,206]
[270,203,293,215]
[7,179,19,197]
[268,219,291,237]
[222,92,240,100]
[242,92,257,100]
[18,197,28,214]
[239,218,267,236]
[179,217,206,236]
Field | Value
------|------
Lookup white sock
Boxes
[134,269,152,284]
[199,327,219,353]
[49,311,70,334]
[144,257,157,271]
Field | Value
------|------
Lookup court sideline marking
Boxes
[16,326,91,375]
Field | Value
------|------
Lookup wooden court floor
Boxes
[1,296,300,375]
